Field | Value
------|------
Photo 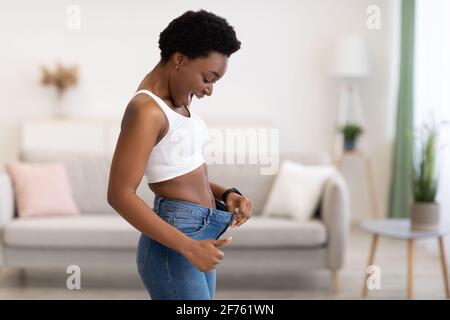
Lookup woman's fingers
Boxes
[231,211,249,227]
[229,197,254,227]
[235,217,249,227]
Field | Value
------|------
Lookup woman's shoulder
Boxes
[121,94,167,131]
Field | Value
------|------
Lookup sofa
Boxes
[0,150,350,292]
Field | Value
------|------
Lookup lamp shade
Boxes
[329,35,370,78]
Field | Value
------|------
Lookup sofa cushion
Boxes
[19,151,114,215]
[206,152,331,214]
[222,216,327,247]
[261,160,335,221]
[5,161,80,218]
[19,150,154,215]
[18,150,329,216]
[3,214,140,249]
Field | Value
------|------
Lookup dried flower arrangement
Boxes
[40,63,78,98]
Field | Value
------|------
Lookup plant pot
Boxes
[344,138,356,151]
[410,202,440,231]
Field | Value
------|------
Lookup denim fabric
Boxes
[136,195,234,300]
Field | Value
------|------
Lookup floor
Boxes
[1,224,449,300]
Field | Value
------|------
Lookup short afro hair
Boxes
[158,9,241,63]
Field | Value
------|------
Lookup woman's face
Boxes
[169,51,228,108]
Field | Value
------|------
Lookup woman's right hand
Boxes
[183,237,232,272]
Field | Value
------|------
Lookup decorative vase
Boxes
[410,202,440,231]
[53,93,69,119]
[344,138,356,151]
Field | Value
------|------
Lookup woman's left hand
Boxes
[225,193,254,227]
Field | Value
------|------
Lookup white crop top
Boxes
[132,89,208,183]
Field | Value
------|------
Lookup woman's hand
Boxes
[183,237,232,272]
[225,193,254,227]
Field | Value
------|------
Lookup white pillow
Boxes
[262,160,335,221]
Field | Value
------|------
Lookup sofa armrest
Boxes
[0,170,15,266]
[321,171,351,270]
[0,170,14,226]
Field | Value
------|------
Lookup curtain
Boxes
[388,0,416,218]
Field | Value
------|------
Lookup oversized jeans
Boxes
[136,195,234,300]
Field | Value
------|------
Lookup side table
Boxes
[360,218,450,299]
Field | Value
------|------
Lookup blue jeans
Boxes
[136,195,234,300]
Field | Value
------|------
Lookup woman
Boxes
[107,10,253,300]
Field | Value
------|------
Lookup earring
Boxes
[175,65,179,70]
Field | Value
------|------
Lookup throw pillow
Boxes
[5,161,80,218]
[261,160,335,221]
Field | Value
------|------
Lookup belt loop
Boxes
[153,195,163,211]
[206,208,213,225]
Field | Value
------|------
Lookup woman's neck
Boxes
[139,62,172,101]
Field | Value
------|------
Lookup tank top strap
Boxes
[133,89,176,120]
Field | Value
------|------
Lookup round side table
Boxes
[360,218,450,299]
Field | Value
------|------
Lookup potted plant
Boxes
[338,123,363,151]
[410,121,440,231]
[40,63,78,118]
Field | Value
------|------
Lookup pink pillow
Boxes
[5,161,80,218]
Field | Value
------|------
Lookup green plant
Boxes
[338,123,363,141]
[411,122,439,203]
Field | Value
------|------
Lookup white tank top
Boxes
[132,89,208,183]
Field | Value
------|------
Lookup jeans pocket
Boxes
[173,216,208,236]
[136,234,151,273]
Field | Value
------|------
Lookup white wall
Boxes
[0,0,399,220]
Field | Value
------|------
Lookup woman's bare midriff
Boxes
[148,163,217,209]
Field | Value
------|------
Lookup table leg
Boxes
[362,234,379,298]
[438,236,450,299]
[407,239,414,300]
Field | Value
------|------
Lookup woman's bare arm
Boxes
[209,182,227,200]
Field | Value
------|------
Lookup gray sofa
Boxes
[0,150,350,292]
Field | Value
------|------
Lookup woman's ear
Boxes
[172,52,186,67]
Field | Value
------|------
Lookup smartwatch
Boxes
[222,187,243,203]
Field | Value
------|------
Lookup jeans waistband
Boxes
[153,195,234,225]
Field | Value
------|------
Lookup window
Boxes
[415,0,450,221]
